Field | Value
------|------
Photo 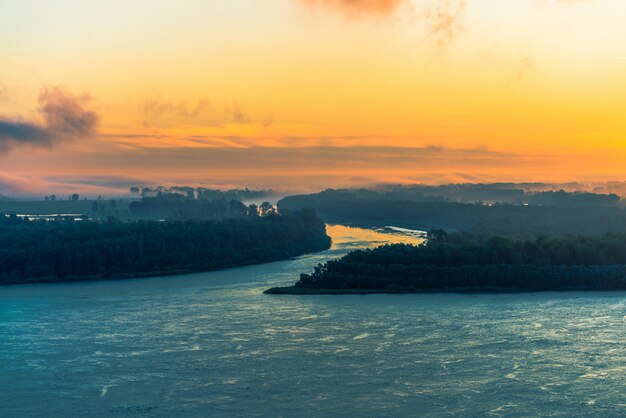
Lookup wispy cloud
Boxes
[302,0,590,47]
[53,144,525,172]
[45,175,150,189]
[139,94,252,128]
[300,0,468,46]
[300,0,409,17]
[0,83,8,102]
[0,172,151,197]
[0,87,98,153]
[423,0,467,47]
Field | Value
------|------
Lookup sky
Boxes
[0,0,625,196]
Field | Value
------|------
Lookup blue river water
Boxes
[1,225,625,417]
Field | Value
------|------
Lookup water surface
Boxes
[1,225,625,417]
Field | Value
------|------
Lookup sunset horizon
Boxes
[2,0,625,196]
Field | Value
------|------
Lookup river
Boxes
[0,225,625,417]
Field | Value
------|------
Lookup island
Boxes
[265,230,626,294]
[0,208,330,285]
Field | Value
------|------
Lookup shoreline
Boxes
[264,286,626,295]
[0,247,331,287]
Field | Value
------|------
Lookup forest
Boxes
[277,188,626,236]
[128,192,277,220]
[366,183,622,205]
[0,208,330,285]
[266,230,626,294]
[130,185,271,201]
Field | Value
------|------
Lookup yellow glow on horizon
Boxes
[1,0,626,193]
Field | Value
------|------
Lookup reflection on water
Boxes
[327,224,425,250]
[0,225,624,417]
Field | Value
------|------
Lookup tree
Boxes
[259,201,275,216]
[428,229,448,245]
[248,204,259,218]
[71,194,79,201]
[228,200,248,217]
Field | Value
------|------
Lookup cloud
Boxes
[0,172,155,197]
[0,144,528,195]
[140,94,252,128]
[59,144,524,173]
[0,84,8,102]
[0,173,41,196]
[140,95,213,125]
[534,0,592,6]
[300,0,409,17]
[230,102,251,124]
[45,175,151,189]
[302,0,586,47]
[423,0,467,47]
[0,87,98,153]
[300,0,468,46]
[515,55,535,79]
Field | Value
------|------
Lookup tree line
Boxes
[284,230,626,293]
[0,208,330,285]
[277,189,626,237]
[128,193,277,220]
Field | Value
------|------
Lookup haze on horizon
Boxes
[1,0,625,196]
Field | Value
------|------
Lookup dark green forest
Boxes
[128,192,276,220]
[266,230,626,293]
[0,208,330,285]
[278,188,626,236]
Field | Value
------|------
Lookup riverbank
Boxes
[264,285,623,295]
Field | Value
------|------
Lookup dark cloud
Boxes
[0,87,98,153]
[44,175,151,189]
[0,122,52,149]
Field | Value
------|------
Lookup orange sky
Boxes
[1,0,625,195]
